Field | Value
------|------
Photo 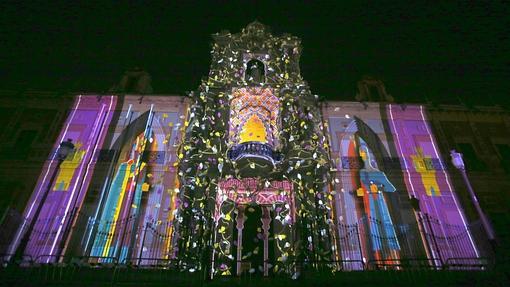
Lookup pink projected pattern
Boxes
[228,87,279,147]
[387,104,479,261]
[8,96,116,262]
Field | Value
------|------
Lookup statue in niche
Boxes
[245,59,265,84]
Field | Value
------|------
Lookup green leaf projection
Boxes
[173,22,334,277]
[7,22,483,278]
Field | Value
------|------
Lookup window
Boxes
[245,59,265,84]
[14,130,38,160]
[457,143,486,171]
[495,144,510,173]
[369,85,379,101]
[125,76,138,92]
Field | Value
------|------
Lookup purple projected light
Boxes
[387,104,479,261]
[86,96,188,263]
[9,96,116,262]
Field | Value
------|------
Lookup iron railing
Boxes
[228,142,281,162]
[0,206,496,272]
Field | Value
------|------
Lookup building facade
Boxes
[1,23,507,278]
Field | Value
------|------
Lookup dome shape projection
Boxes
[239,114,268,143]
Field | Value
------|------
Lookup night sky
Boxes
[1,1,509,105]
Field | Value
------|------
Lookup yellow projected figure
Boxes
[239,114,267,143]
[53,142,86,191]
[410,147,441,196]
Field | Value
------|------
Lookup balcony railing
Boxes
[227,142,281,164]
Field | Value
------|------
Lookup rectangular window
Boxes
[13,130,38,160]
[495,144,510,173]
[369,85,379,101]
[457,143,486,171]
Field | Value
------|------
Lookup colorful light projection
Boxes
[8,96,116,262]
[53,144,87,191]
[87,96,186,263]
[239,114,267,143]
[212,178,294,276]
[325,102,424,269]
[228,87,279,147]
[387,104,479,261]
[89,131,150,260]
[355,138,401,262]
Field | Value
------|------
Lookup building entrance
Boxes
[213,178,294,277]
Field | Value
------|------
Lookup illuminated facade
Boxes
[2,22,503,278]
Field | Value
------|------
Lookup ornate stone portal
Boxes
[175,21,333,278]
[213,178,294,275]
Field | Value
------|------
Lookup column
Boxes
[261,206,272,276]
[236,206,246,276]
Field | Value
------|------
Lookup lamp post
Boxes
[450,149,495,245]
[14,139,75,261]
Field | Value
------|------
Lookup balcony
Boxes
[227,142,281,176]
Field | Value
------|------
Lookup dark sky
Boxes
[1,1,509,105]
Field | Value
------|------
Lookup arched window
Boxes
[245,59,266,84]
